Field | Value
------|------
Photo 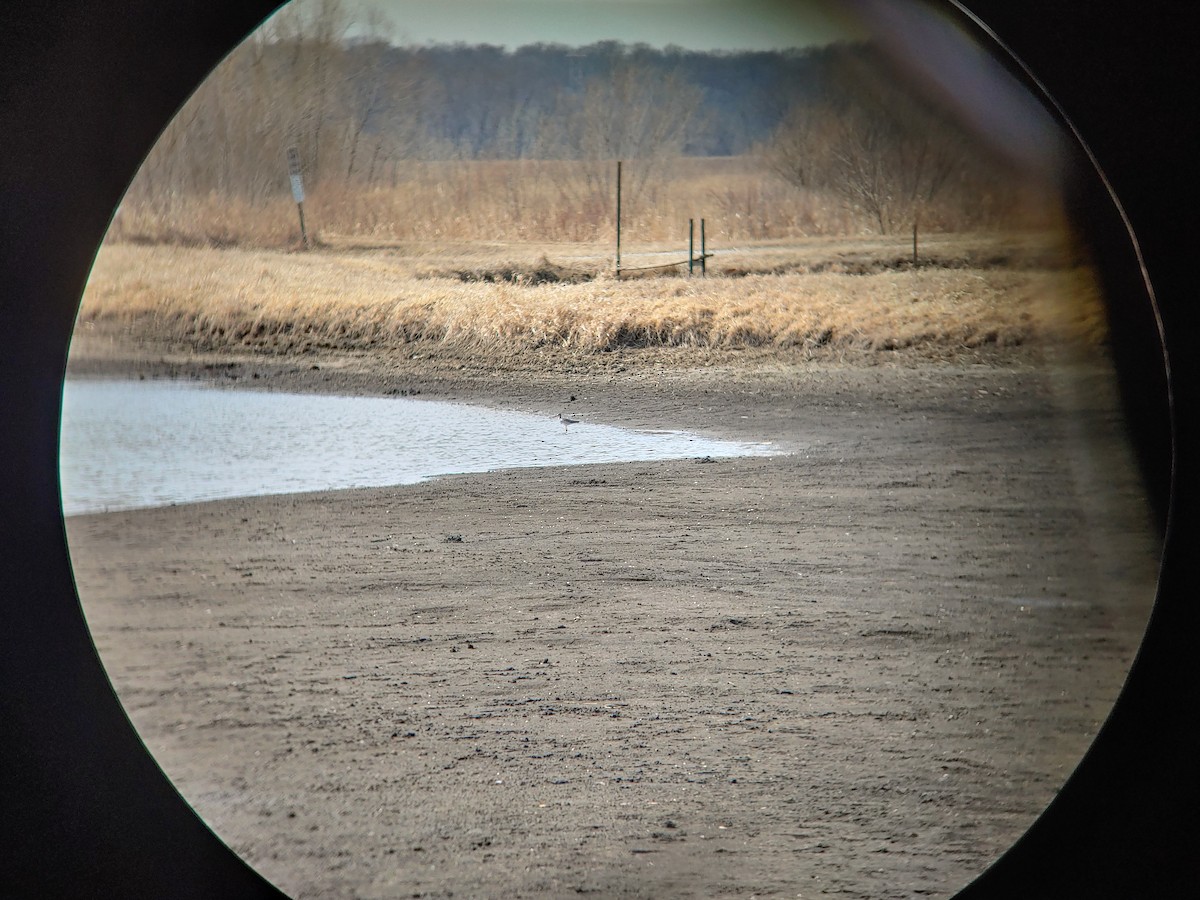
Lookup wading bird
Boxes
[558,412,579,432]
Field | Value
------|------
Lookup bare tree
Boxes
[342,12,423,185]
[125,0,425,205]
[539,55,703,226]
[765,61,980,237]
[261,0,356,183]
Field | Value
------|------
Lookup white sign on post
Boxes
[286,146,305,203]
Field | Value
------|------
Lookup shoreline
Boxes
[64,331,1160,898]
[65,321,1056,442]
[60,373,793,519]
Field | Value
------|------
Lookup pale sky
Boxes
[347,0,866,51]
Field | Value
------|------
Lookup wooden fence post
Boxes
[615,160,622,279]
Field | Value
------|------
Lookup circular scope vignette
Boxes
[1,2,1186,899]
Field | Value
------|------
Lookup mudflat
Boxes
[65,331,1160,899]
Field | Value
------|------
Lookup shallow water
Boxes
[59,378,782,515]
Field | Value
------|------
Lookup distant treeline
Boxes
[117,0,1062,247]
[401,40,840,159]
[134,28,853,199]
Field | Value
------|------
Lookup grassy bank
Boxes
[77,234,1106,363]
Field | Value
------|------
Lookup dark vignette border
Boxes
[0,1,1194,897]
[951,1,1198,894]
[1,3,289,897]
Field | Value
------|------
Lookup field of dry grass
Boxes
[109,156,1056,251]
[77,230,1106,362]
[110,159,847,248]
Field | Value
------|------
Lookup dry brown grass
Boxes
[78,232,1107,362]
[108,157,1056,250]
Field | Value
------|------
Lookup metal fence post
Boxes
[689,219,694,276]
